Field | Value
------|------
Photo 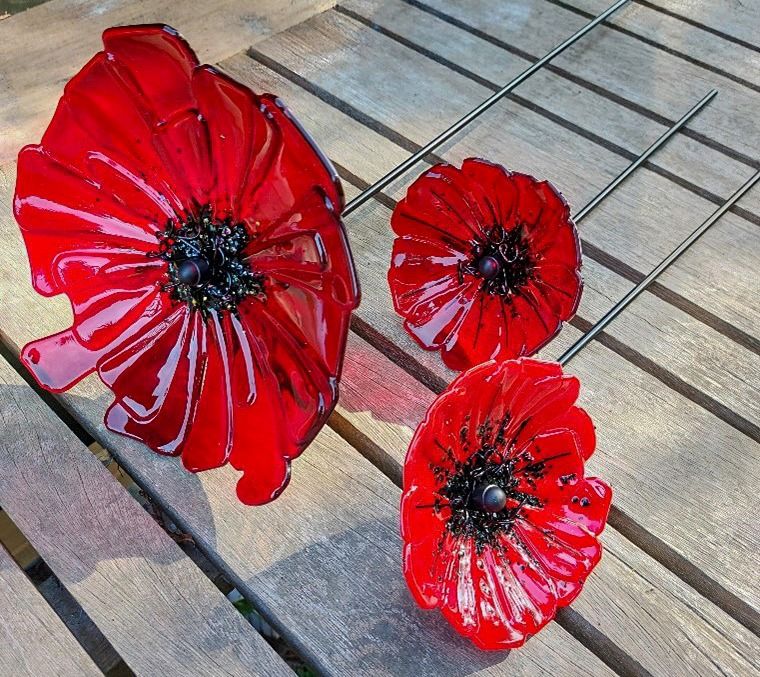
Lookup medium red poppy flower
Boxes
[14,25,359,505]
[388,159,582,371]
[401,358,610,650]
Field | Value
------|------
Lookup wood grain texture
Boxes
[0,543,101,677]
[227,25,760,611]
[0,357,293,677]
[251,5,760,342]
[0,192,608,674]
[0,0,336,163]
[342,0,760,221]
[0,0,756,672]
[632,0,760,50]
[222,46,758,427]
[569,0,760,86]
[342,190,760,615]
[421,0,760,169]
[334,332,760,677]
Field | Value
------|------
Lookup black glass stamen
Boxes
[155,206,264,317]
[462,225,534,298]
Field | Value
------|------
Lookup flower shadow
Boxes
[0,384,215,584]
[248,514,509,675]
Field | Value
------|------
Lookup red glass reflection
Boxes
[389,159,582,371]
[401,358,611,650]
[15,25,359,505]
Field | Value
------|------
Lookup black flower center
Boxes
[155,206,265,317]
[462,225,534,298]
[428,415,553,553]
[435,447,541,552]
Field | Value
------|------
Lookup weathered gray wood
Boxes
[422,0,760,170]
[335,331,760,676]
[0,7,608,665]
[0,357,293,677]
[221,50,759,428]
[0,185,610,674]
[558,0,760,87]
[0,543,102,677]
[343,0,760,220]
[224,32,760,611]
[251,6,760,341]
[0,361,611,676]
[35,574,123,674]
[623,0,760,51]
[0,0,337,163]
[0,2,756,674]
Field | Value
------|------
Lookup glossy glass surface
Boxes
[15,24,359,505]
[388,158,582,371]
[401,358,611,650]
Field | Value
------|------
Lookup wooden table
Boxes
[0,0,758,674]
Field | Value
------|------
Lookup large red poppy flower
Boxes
[14,25,359,505]
[401,358,610,650]
[389,159,582,371]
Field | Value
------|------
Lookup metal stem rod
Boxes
[558,168,760,366]
[343,0,632,217]
[573,89,718,223]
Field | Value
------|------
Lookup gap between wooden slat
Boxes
[605,506,760,636]
[632,0,760,55]
[544,0,760,92]
[0,337,315,676]
[0,515,119,671]
[322,158,760,445]
[0,340,94,447]
[0,540,103,677]
[337,3,760,228]
[0,309,637,676]
[0,519,131,676]
[247,47,760,361]
[327,332,760,637]
[568,316,760,441]
[396,0,760,171]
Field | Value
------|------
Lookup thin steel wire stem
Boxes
[574,89,718,223]
[559,168,760,366]
[342,0,632,217]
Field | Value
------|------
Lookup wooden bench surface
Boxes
[0,543,101,676]
[0,0,758,675]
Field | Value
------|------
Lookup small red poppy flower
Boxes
[401,358,610,650]
[14,25,359,505]
[388,159,582,371]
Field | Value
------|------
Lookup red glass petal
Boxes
[15,24,359,505]
[389,159,583,370]
[401,358,610,650]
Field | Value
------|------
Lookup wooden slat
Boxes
[0,357,293,676]
[335,190,760,619]
[225,19,760,614]
[0,0,336,163]
[0,544,101,677]
[231,28,760,433]
[0,343,612,674]
[630,0,760,52]
[334,332,760,676]
[0,179,609,672]
[251,5,760,342]
[342,0,760,222]
[568,0,760,87]
[0,7,606,667]
[421,0,760,171]
[0,1,755,672]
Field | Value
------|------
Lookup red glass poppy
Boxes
[14,25,359,505]
[401,358,610,650]
[388,159,582,371]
